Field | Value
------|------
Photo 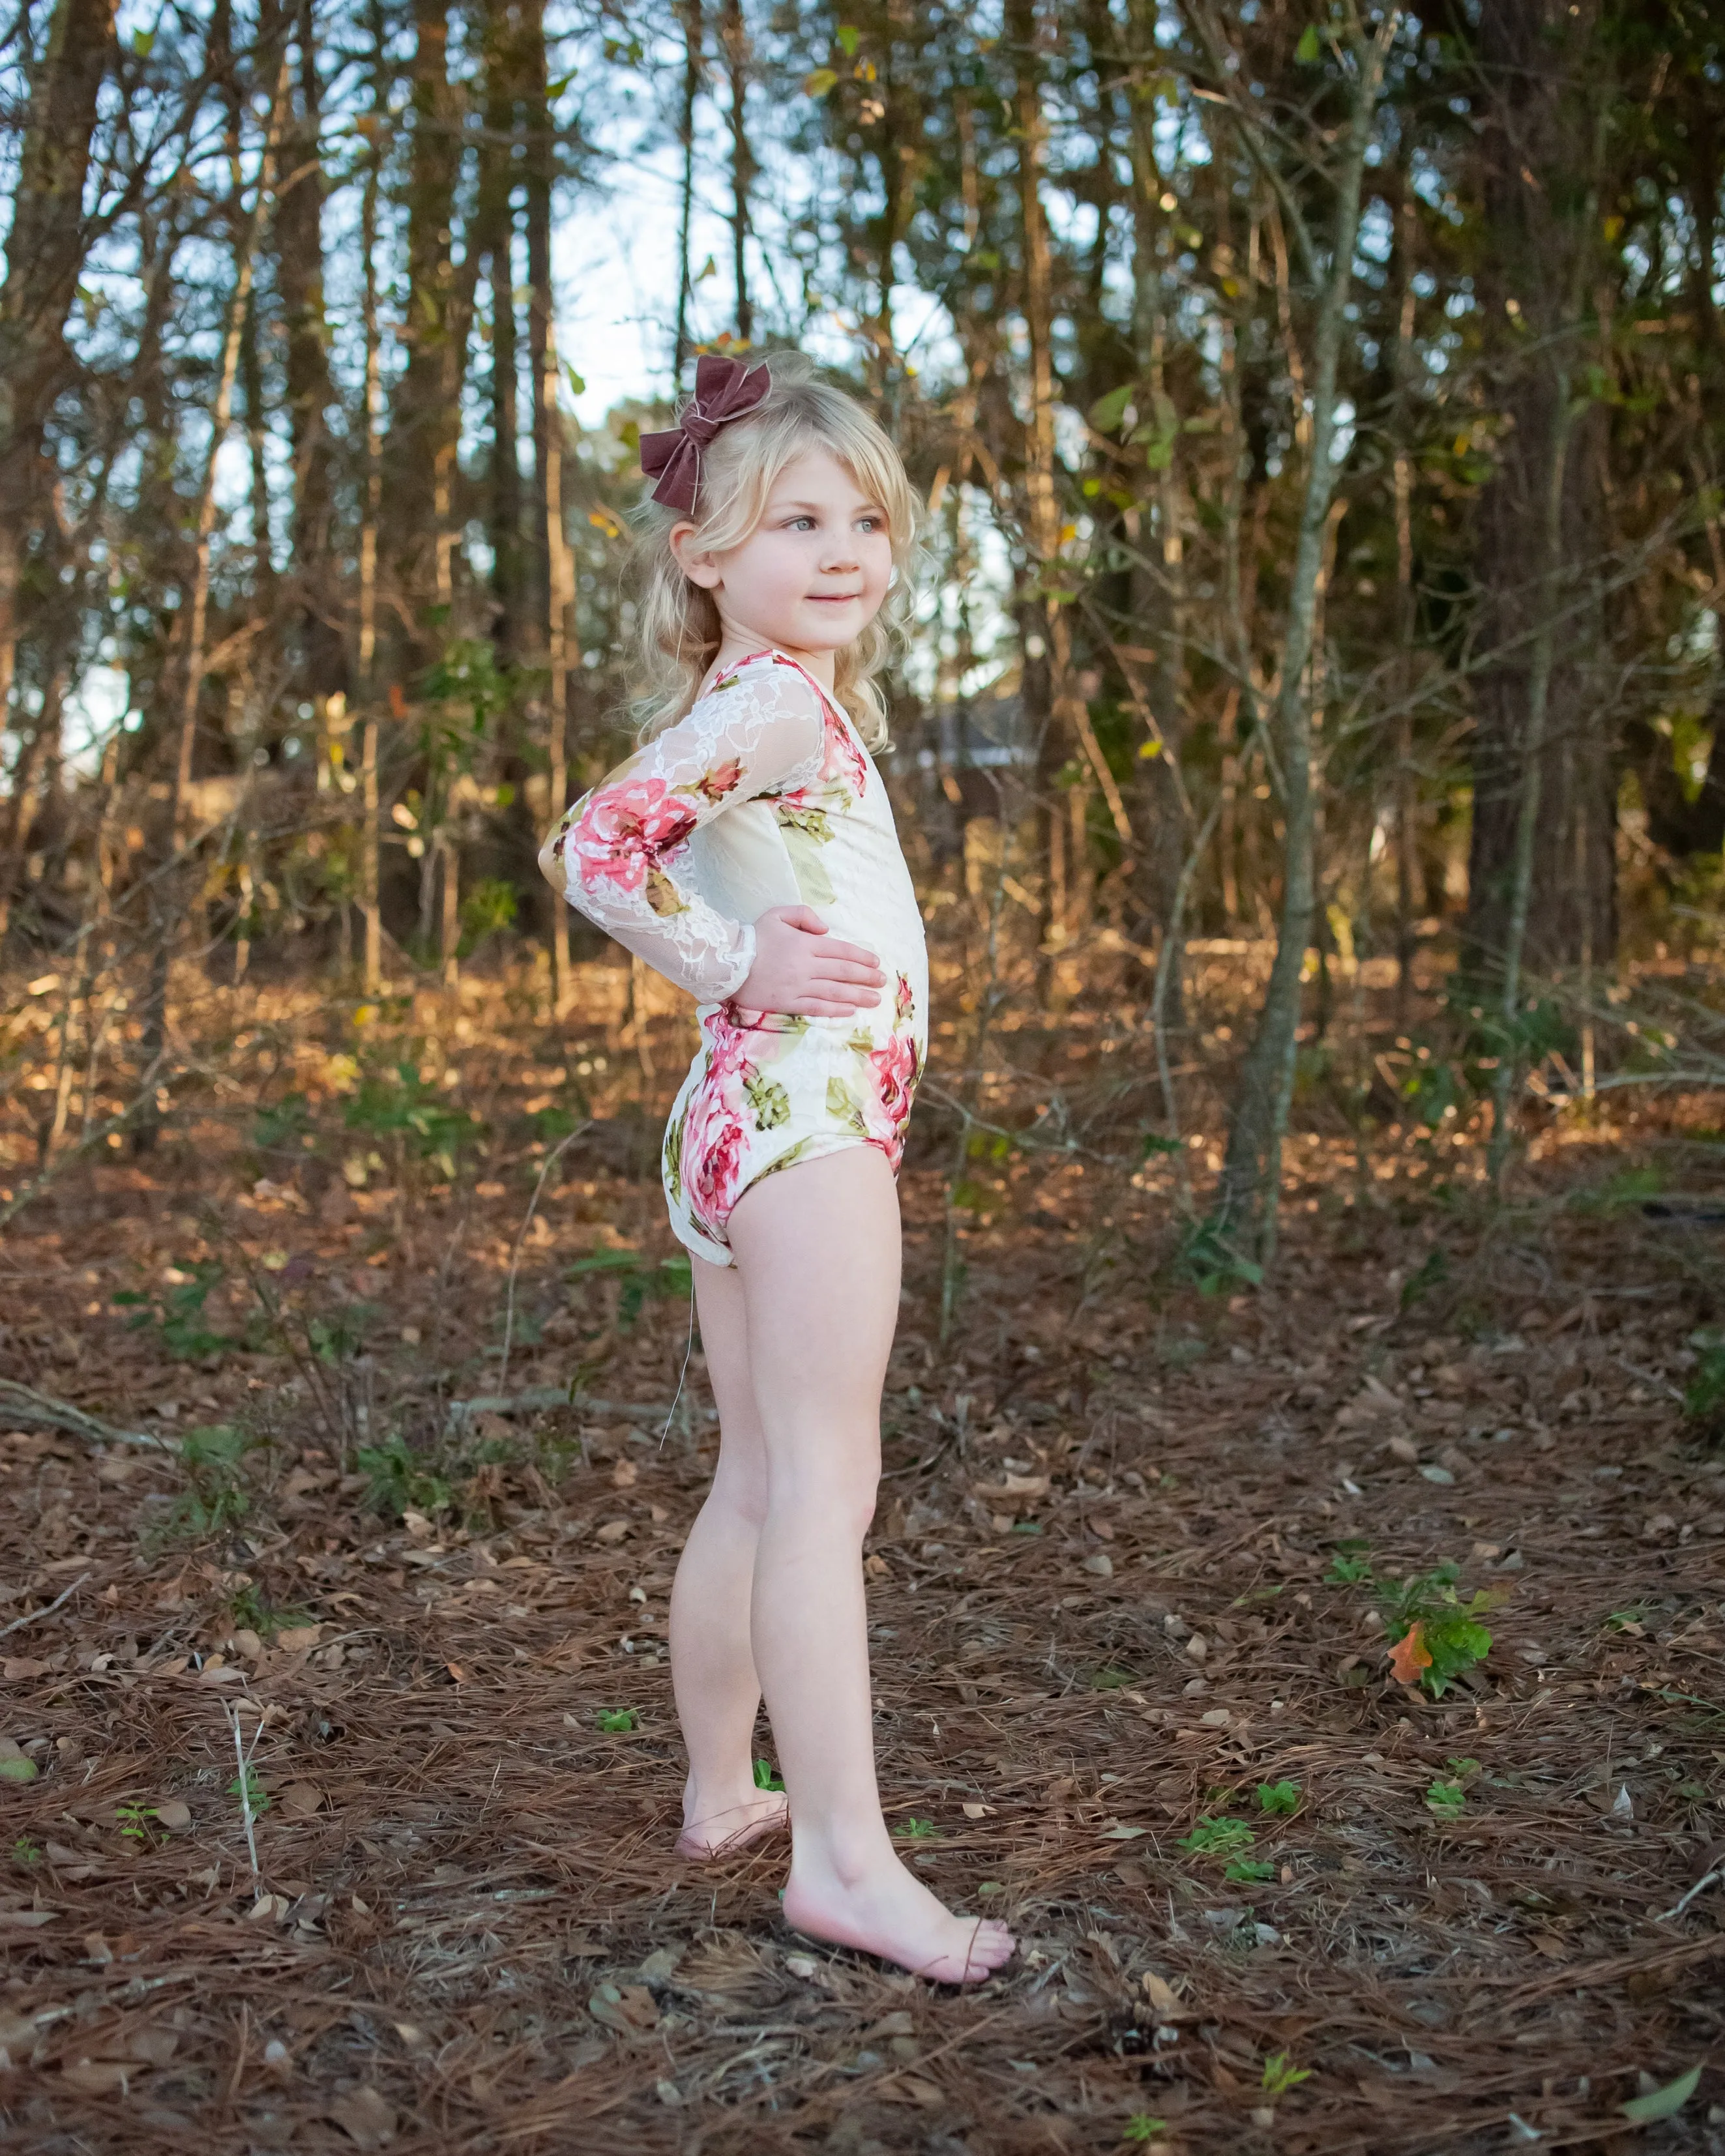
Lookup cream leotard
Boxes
[542,649,928,1266]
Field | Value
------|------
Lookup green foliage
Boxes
[1225,1857,1277,1883]
[1261,2051,1313,2097]
[753,1759,784,1792]
[1177,1814,1255,1861]
[115,1802,157,1843]
[114,1260,234,1361]
[1377,1561,1498,1698]
[13,1837,42,1864]
[344,1059,484,1180]
[228,1582,312,1640]
[1400,1249,1451,1310]
[1325,1540,1373,1586]
[307,1302,379,1365]
[1121,2119,1168,2145]
[228,1766,271,1816]
[1257,1779,1301,1815]
[149,1423,258,1547]
[1175,1218,1263,1296]
[1683,1332,1725,1440]
[458,877,519,956]
[567,1248,692,1327]
[250,1092,313,1156]
[356,1433,452,1521]
[893,1817,941,1840]
[596,1708,638,1734]
[1424,1777,1466,1820]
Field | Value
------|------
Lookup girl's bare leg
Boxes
[668,1256,788,1856]
[726,1146,1014,1984]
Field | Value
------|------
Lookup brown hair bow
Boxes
[640,354,771,514]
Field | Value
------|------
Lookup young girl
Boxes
[539,352,1014,1986]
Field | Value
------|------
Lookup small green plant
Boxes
[148,1423,258,1548]
[1257,1779,1301,1815]
[357,1433,452,1521]
[1425,1777,1466,1820]
[1121,2118,1168,2145]
[1224,1857,1277,1883]
[1089,1665,1138,1691]
[1399,1249,1451,1310]
[753,1759,784,1792]
[308,1303,379,1365]
[1325,1540,1374,1586]
[457,877,519,957]
[1177,1815,1256,1862]
[1174,1218,1263,1296]
[567,1249,694,1328]
[228,1766,271,1817]
[893,1817,941,1840]
[596,1709,638,1734]
[1604,1606,1648,1633]
[1378,1562,1499,1698]
[115,1802,156,1844]
[13,1837,41,1865]
[228,1583,312,1641]
[344,1057,484,1180]
[1684,1332,1725,1441]
[114,1260,235,1362]
[1261,2052,1312,2098]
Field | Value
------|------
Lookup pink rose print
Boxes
[566,775,699,898]
[821,705,869,801]
[857,973,921,1169]
[687,1105,748,1236]
[690,757,745,806]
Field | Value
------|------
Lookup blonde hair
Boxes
[628,351,919,749]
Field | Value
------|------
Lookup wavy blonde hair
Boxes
[628,351,919,750]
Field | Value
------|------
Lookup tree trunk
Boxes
[1213,8,1400,1262]
[0,0,116,730]
[135,55,288,1150]
[673,0,703,379]
[384,0,466,673]
[357,0,388,991]
[276,0,347,712]
[1462,0,1612,989]
[720,0,753,342]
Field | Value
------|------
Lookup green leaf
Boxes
[0,1756,38,1783]
[1295,24,1321,61]
[1257,1779,1301,1814]
[1224,1857,1276,1882]
[597,1708,638,1734]
[835,22,861,55]
[804,66,839,96]
[1089,384,1134,433]
[1619,2066,1701,2123]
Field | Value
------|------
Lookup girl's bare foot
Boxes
[783,1850,1016,1985]
[675,1784,789,1860]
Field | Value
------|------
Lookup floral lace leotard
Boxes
[540,648,928,1266]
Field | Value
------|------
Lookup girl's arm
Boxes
[538,661,822,1003]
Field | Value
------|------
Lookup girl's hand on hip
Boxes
[735,905,885,1016]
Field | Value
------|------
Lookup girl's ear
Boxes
[669,521,722,590]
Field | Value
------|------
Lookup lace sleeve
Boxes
[538,658,825,1003]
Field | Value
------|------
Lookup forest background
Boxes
[5,5,1725,2151]
[2,0,1724,1240]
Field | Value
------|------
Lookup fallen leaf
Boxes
[3,1660,48,1683]
[588,1982,658,2035]
[329,2084,398,2147]
[1387,1434,1420,1463]
[1389,1625,1433,1686]
[1142,1971,1186,2018]
[962,1801,993,1820]
[128,2026,179,2067]
[1619,2063,1700,2123]
[61,2058,132,2094]
[0,1753,38,1781]
[278,1781,324,1818]
[594,1521,630,1544]
[275,1626,323,1652]
[153,1799,192,1831]
[1084,1552,1114,1577]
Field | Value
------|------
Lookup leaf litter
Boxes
[0,975,1722,2151]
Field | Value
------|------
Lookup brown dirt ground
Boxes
[2,967,1724,2155]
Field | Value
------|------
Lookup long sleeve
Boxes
[538,658,825,1003]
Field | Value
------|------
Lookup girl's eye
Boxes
[788,516,816,531]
